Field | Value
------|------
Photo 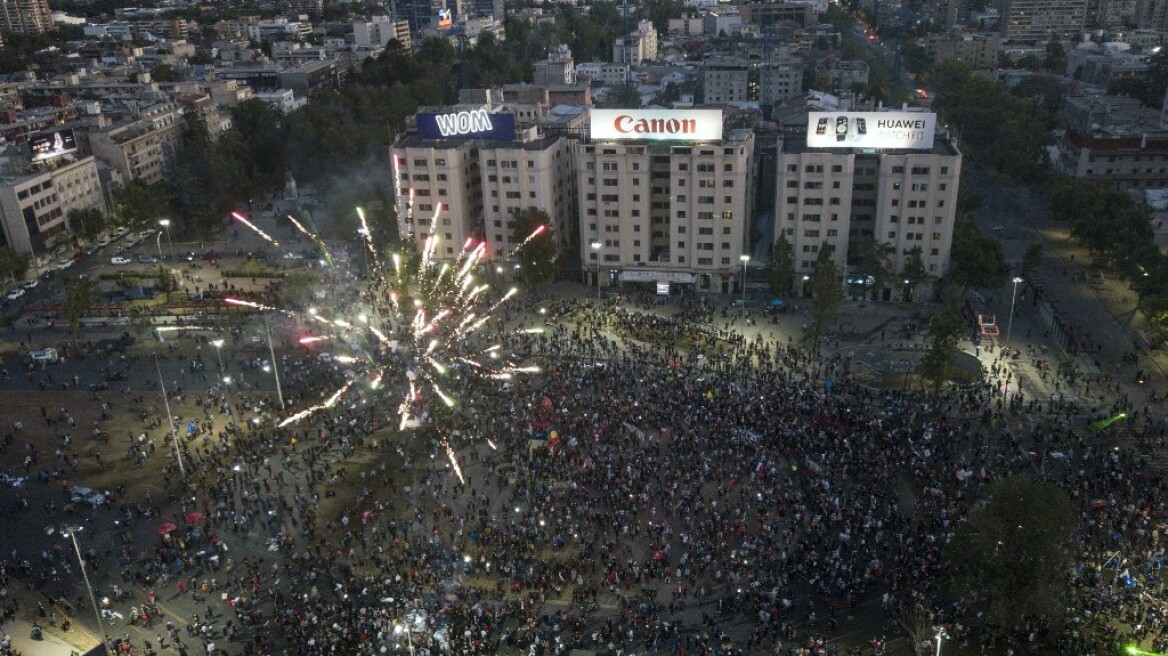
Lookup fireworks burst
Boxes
[233,208,546,480]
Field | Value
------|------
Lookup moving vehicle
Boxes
[20,279,37,289]
[57,259,74,271]
[110,256,133,265]
[5,288,24,300]
[137,255,160,264]
[29,348,58,363]
[70,486,107,505]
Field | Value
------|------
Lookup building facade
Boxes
[998,0,1088,42]
[613,20,658,67]
[478,134,575,257]
[774,114,962,287]
[0,0,51,34]
[575,110,756,294]
[702,57,750,104]
[89,102,184,185]
[759,59,804,105]
[1058,129,1168,191]
[0,155,104,257]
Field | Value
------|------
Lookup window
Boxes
[677,241,686,248]
[786,181,798,188]
[678,226,687,234]
[804,181,823,190]
[698,227,713,235]
[934,216,943,224]
[831,165,843,173]
[891,166,904,174]
[826,229,837,237]
[888,231,896,239]
[787,164,797,172]
[932,232,941,240]
[910,166,930,175]
[699,196,714,204]
[802,214,821,222]
[603,178,618,186]
[804,229,820,238]
[786,196,798,204]
[889,215,899,223]
[892,182,901,190]
[940,166,949,174]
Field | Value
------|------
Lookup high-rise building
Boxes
[613,20,658,67]
[759,58,804,105]
[774,110,962,290]
[997,0,1088,42]
[702,57,750,105]
[353,15,411,51]
[575,109,755,294]
[1135,0,1168,28]
[391,105,577,263]
[0,0,51,34]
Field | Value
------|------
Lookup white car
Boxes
[57,259,75,270]
[29,348,58,363]
[5,288,24,300]
[137,229,156,239]
[21,279,37,289]
[70,486,107,506]
[110,256,132,265]
[113,227,129,236]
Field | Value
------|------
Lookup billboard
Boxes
[806,111,936,150]
[590,109,723,142]
[30,128,78,162]
[436,8,452,28]
[416,108,516,141]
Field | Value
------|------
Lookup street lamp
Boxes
[934,625,949,656]
[154,356,186,480]
[739,255,750,319]
[61,525,105,640]
[1006,276,1023,344]
[590,241,602,300]
[159,219,175,262]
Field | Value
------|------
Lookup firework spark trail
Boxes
[286,214,333,264]
[231,212,279,246]
[298,336,331,344]
[277,380,354,427]
[224,298,276,311]
[355,207,379,271]
[506,224,547,258]
[445,441,465,484]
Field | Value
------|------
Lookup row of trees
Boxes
[1048,178,1168,340]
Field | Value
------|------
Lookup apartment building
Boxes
[353,15,411,51]
[759,58,804,104]
[89,102,184,185]
[702,56,750,104]
[775,111,962,291]
[998,0,1087,42]
[1058,129,1168,191]
[613,20,658,67]
[576,109,756,294]
[478,134,576,257]
[927,33,1003,70]
[0,155,104,257]
[0,0,51,34]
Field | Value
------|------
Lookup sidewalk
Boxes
[2,615,99,656]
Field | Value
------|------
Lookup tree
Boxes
[511,208,556,285]
[803,245,844,351]
[766,234,796,296]
[918,296,964,393]
[114,180,171,230]
[946,475,1075,636]
[64,275,96,344]
[150,64,183,82]
[1042,38,1067,73]
[155,265,178,302]
[854,238,892,301]
[68,208,106,243]
[902,245,928,300]
[0,246,28,284]
[947,213,1010,291]
[1021,243,1043,276]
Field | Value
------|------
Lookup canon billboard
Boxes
[806,111,936,150]
[590,109,723,142]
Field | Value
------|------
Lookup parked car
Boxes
[56,259,75,271]
[97,237,112,247]
[21,279,37,289]
[110,256,132,265]
[137,229,156,239]
[113,227,129,236]
[1088,271,1105,285]
[136,255,160,264]
[5,288,24,300]
[70,486,107,506]
[29,348,58,363]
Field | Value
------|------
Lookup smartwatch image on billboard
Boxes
[856,117,867,135]
[835,116,849,142]
[816,117,829,135]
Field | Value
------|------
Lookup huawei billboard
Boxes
[807,111,936,150]
[590,109,723,142]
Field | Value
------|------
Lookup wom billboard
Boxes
[416,108,517,141]
[807,111,936,150]
[590,109,723,142]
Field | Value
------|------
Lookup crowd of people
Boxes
[0,288,1166,656]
